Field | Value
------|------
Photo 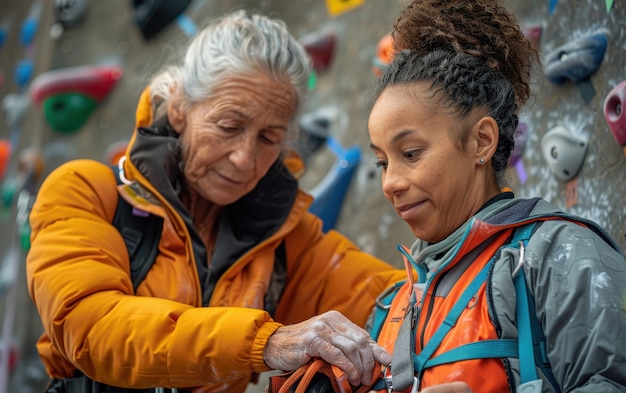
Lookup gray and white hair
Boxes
[149,9,311,141]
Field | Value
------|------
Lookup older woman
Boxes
[26,10,402,393]
[366,1,626,392]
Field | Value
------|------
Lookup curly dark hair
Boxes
[375,49,518,173]
[373,0,539,177]
[392,0,539,107]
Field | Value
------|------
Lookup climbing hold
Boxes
[294,110,331,165]
[300,31,336,73]
[30,64,123,106]
[0,26,7,49]
[175,13,197,38]
[20,218,31,251]
[132,0,192,40]
[53,0,89,28]
[308,71,317,91]
[14,59,34,88]
[541,126,588,181]
[510,121,528,165]
[309,137,361,232]
[549,0,559,15]
[523,26,542,46]
[30,64,123,133]
[20,1,43,47]
[43,92,98,133]
[373,32,394,77]
[2,93,30,131]
[103,140,128,166]
[20,18,38,47]
[544,33,607,85]
[17,147,45,186]
[0,140,10,181]
[1,181,16,209]
[325,0,364,17]
[603,80,626,145]
[511,122,529,184]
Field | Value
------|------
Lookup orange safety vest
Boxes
[370,216,564,393]
[366,197,625,393]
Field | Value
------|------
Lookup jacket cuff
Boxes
[251,321,283,372]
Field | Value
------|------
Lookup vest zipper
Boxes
[419,274,445,350]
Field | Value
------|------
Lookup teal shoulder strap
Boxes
[368,279,406,341]
[512,223,561,393]
[511,224,546,392]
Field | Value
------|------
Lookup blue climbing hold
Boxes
[308,138,361,232]
[545,33,607,85]
[14,59,34,88]
[20,18,38,46]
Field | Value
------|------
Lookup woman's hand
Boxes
[264,310,392,386]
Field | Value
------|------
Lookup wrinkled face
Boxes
[170,73,297,206]
[368,85,487,243]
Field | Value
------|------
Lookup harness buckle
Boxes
[383,365,418,393]
[375,284,399,310]
[512,241,526,278]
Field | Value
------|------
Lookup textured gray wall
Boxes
[0,1,623,392]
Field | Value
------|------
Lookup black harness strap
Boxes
[111,166,163,292]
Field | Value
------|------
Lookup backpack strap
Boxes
[264,240,287,318]
[511,223,561,393]
[110,165,164,292]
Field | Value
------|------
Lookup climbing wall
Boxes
[0,1,624,392]
[505,0,626,253]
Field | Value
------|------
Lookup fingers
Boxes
[264,311,385,387]
[306,311,380,386]
[315,332,369,385]
[370,339,392,367]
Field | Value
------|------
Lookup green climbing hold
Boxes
[1,181,15,209]
[308,71,317,91]
[43,92,98,133]
[20,221,31,251]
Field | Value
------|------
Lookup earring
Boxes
[479,158,485,164]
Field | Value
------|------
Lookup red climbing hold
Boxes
[523,26,542,46]
[300,31,336,73]
[0,139,11,181]
[604,80,626,146]
[30,64,123,106]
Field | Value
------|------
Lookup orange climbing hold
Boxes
[103,141,128,166]
[0,139,11,181]
[373,32,395,77]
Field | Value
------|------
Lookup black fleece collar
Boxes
[130,116,298,305]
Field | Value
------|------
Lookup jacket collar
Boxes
[126,110,300,305]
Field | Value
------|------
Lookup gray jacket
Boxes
[409,197,626,392]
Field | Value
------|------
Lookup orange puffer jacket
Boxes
[26,89,405,392]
